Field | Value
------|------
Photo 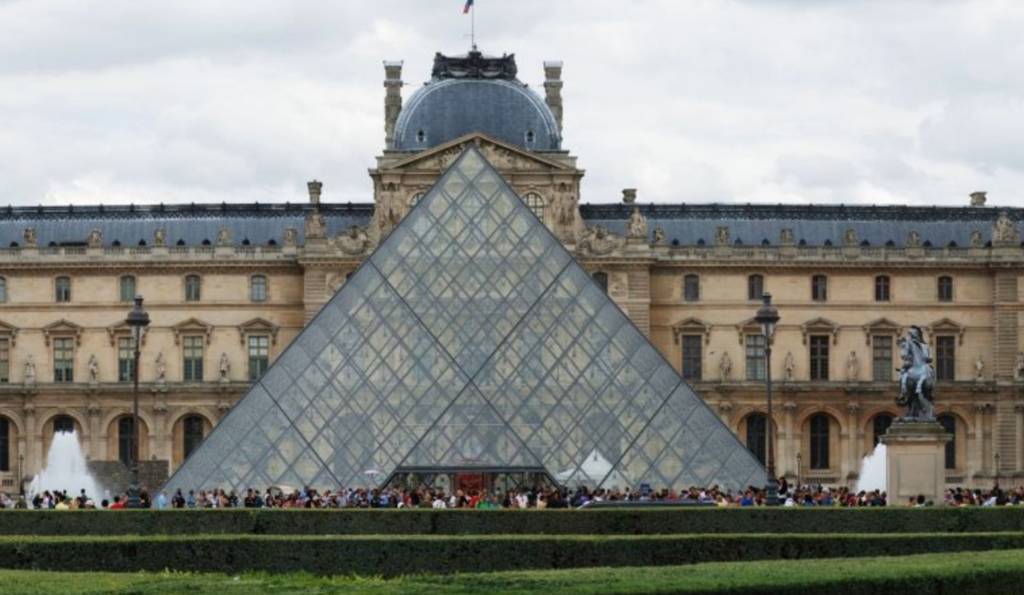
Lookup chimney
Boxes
[307,180,322,205]
[970,191,987,207]
[622,188,637,204]
[383,61,404,149]
[543,61,564,134]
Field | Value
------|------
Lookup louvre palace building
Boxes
[1,48,1023,494]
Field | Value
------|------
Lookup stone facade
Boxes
[0,52,1021,493]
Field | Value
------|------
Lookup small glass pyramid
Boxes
[163,146,765,494]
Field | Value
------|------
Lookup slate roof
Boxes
[0,201,1019,249]
[581,203,1024,248]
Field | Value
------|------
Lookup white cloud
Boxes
[0,0,1021,208]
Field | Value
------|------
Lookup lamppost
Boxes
[125,295,150,508]
[755,293,780,506]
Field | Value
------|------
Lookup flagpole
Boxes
[471,4,476,51]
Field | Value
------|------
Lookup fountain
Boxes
[856,442,887,493]
[28,431,104,500]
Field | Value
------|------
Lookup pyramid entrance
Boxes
[163,146,765,495]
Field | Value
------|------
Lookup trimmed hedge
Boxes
[0,532,1022,575]
[1,507,1024,536]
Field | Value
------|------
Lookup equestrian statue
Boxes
[896,325,935,421]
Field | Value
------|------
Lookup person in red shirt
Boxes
[108,495,125,509]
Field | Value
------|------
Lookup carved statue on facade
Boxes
[907,230,921,248]
[153,228,166,247]
[577,225,624,256]
[336,225,371,255]
[216,226,232,246]
[1016,352,1024,381]
[994,212,1020,244]
[844,228,858,246]
[783,351,795,382]
[23,355,36,387]
[846,351,860,382]
[974,354,985,383]
[23,227,37,248]
[87,229,102,248]
[87,354,99,385]
[304,211,326,240]
[652,226,666,246]
[719,352,733,382]
[627,207,648,239]
[155,352,167,386]
[896,326,935,421]
[283,227,298,247]
[780,228,794,245]
[219,353,231,384]
[970,229,983,248]
[715,226,730,246]
[556,194,576,227]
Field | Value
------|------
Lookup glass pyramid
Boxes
[163,147,765,494]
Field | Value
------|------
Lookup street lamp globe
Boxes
[755,293,779,340]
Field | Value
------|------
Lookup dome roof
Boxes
[393,51,561,152]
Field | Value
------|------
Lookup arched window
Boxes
[53,415,75,435]
[874,275,891,302]
[184,274,201,302]
[809,414,831,470]
[119,275,136,303]
[938,414,956,470]
[592,272,608,293]
[872,413,894,447]
[811,274,828,302]
[747,274,764,300]
[55,276,71,303]
[745,413,767,465]
[183,415,205,459]
[117,417,136,466]
[937,276,954,302]
[0,276,6,303]
[250,274,268,303]
[523,192,546,219]
[0,417,9,472]
[683,274,700,302]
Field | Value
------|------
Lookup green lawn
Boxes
[2,549,1023,594]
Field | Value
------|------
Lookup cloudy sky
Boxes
[1,0,1021,207]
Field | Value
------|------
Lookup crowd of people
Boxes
[4,480,1024,509]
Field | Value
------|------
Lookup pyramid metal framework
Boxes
[163,147,765,494]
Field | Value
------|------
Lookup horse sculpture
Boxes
[896,325,935,421]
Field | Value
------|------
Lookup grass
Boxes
[0,549,1023,594]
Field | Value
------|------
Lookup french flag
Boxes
[463,0,473,14]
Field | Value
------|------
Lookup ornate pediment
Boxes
[577,225,625,256]
[388,133,571,173]
[42,319,83,346]
[172,318,214,345]
[238,317,280,345]
[106,320,148,346]
[736,317,763,345]
[928,317,965,345]
[862,318,902,344]
[0,320,17,346]
[801,317,839,345]
[672,317,711,345]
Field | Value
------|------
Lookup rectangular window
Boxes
[0,338,9,383]
[875,276,890,302]
[248,335,270,381]
[809,335,830,381]
[812,275,827,302]
[872,336,893,382]
[250,275,268,303]
[183,336,204,382]
[119,276,136,303]
[745,334,766,381]
[53,337,74,383]
[55,277,71,303]
[118,336,136,383]
[936,336,956,381]
[683,275,700,302]
[681,335,702,381]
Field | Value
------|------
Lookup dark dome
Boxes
[394,51,561,152]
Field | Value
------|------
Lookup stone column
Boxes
[1016,401,1024,474]
[782,401,797,478]
[845,402,861,483]
[87,401,102,460]
[22,403,37,474]
[973,403,989,478]
[153,402,170,463]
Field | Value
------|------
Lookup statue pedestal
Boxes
[880,421,951,506]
